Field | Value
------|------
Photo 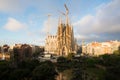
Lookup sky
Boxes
[0,0,120,46]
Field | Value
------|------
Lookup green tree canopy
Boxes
[32,61,56,80]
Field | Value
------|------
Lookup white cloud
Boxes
[3,17,27,32]
[94,0,120,33]
[0,0,29,13]
[75,33,100,41]
[73,15,95,34]
[73,0,120,41]
[75,34,89,40]
[0,0,61,14]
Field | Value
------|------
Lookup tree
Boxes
[113,46,120,55]
[57,56,67,63]
[113,50,120,54]
[32,61,56,80]
[0,61,10,80]
[104,54,120,80]
[9,69,30,80]
[19,59,40,69]
[67,53,75,60]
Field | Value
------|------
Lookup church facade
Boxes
[57,21,76,56]
[45,4,77,56]
[45,35,57,54]
[45,19,77,56]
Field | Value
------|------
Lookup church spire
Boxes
[58,16,62,25]
[82,40,85,46]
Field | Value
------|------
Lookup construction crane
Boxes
[64,4,69,24]
[64,4,69,15]
[58,10,65,16]
[58,4,69,24]
[47,14,51,35]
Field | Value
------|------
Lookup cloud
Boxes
[75,33,100,42]
[75,34,89,40]
[3,17,27,32]
[73,0,120,42]
[0,0,29,13]
[0,0,64,14]
[73,15,95,34]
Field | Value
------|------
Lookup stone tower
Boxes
[57,18,75,56]
[45,4,77,56]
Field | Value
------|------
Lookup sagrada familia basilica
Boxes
[45,4,78,56]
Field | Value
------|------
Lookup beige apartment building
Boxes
[82,40,120,56]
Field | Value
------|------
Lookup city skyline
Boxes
[0,0,120,46]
